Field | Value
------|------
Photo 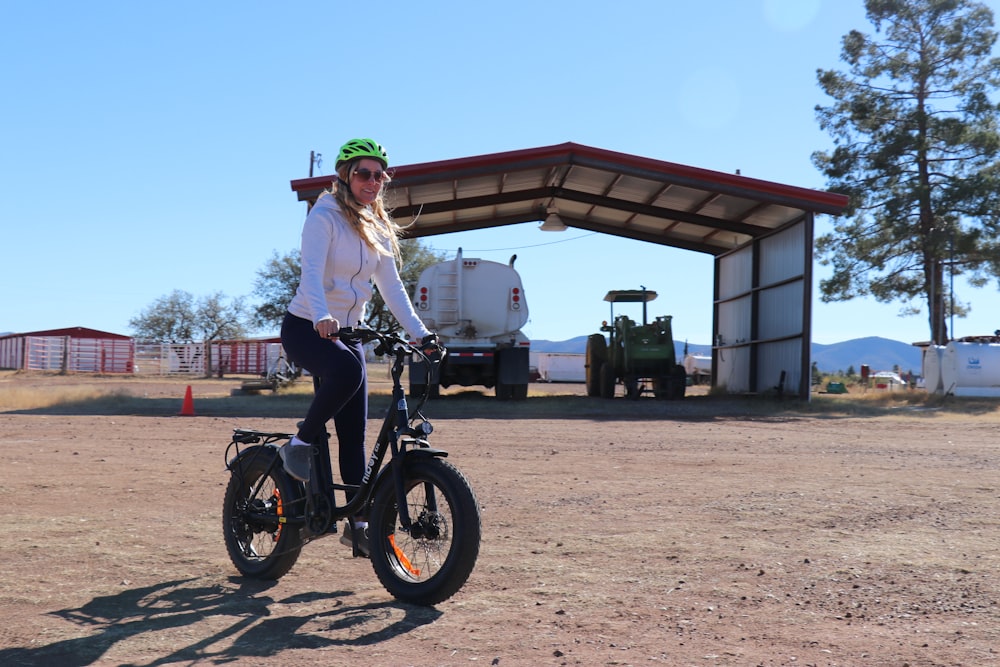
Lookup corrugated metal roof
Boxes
[290,142,848,256]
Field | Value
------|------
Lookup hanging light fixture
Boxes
[539,206,567,232]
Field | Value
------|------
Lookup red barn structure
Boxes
[0,327,134,373]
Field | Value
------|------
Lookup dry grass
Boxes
[3,369,999,420]
[0,381,115,411]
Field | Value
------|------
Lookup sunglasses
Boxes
[352,168,387,183]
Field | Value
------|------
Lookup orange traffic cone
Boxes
[179,385,196,416]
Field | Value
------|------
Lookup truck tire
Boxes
[410,383,440,400]
[495,383,513,400]
[512,383,528,400]
[599,361,616,399]
[585,334,607,397]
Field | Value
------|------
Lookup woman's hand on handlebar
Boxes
[419,333,446,359]
[317,319,340,339]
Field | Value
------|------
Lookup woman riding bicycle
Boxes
[279,138,435,554]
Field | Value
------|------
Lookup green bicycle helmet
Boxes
[335,138,389,169]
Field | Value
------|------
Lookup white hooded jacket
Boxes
[287,195,431,341]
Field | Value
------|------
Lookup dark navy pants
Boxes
[280,312,367,489]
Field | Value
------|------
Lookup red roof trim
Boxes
[290,142,849,214]
[0,326,130,340]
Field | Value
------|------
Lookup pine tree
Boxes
[813,0,1000,343]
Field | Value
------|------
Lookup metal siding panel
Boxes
[0,337,21,369]
[758,282,804,340]
[717,247,753,301]
[718,295,752,346]
[759,224,805,285]
[716,345,751,392]
[756,339,802,395]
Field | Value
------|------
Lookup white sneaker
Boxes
[278,442,312,482]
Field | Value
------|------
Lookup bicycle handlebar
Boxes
[336,326,446,360]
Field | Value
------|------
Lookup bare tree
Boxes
[130,290,250,377]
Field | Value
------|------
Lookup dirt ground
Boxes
[0,373,998,666]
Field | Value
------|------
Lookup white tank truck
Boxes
[409,248,530,400]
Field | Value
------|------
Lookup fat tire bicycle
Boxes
[221,327,481,606]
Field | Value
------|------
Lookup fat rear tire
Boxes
[222,446,303,580]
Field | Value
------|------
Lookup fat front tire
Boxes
[369,458,481,606]
[222,446,304,580]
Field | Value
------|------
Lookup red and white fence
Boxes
[133,340,284,376]
[1,334,283,377]
[0,335,134,373]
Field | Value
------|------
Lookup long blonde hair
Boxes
[323,161,402,262]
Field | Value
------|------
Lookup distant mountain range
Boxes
[532,335,924,374]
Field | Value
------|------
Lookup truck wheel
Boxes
[599,362,616,399]
[495,383,513,400]
[512,383,528,400]
[410,383,440,399]
[585,335,607,397]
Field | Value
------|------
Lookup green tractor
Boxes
[585,288,687,400]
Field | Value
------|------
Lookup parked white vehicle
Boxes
[410,248,530,399]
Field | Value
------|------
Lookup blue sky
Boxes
[3,0,1000,346]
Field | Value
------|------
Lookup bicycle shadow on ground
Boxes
[0,576,443,666]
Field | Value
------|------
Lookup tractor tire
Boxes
[624,375,641,400]
[599,361,616,399]
[585,335,607,397]
[652,374,669,399]
[669,364,687,400]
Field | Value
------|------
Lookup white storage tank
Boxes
[532,353,586,382]
[683,354,712,383]
[941,341,1000,397]
[922,345,945,394]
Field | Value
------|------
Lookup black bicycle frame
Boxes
[227,329,445,540]
[288,331,443,533]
